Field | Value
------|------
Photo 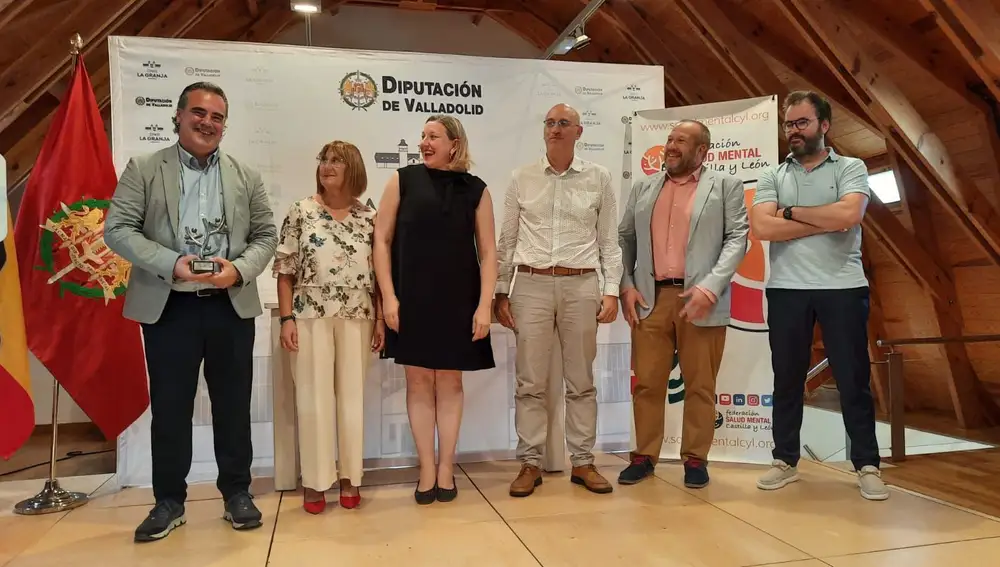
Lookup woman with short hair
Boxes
[274,140,384,514]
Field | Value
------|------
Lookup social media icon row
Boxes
[715,393,773,407]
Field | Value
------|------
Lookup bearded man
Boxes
[615,119,748,489]
[749,90,887,501]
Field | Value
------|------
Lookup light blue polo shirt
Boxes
[752,148,870,290]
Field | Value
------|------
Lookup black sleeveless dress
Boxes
[382,164,496,371]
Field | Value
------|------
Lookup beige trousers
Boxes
[291,317,373,490]
[510,271,600,468]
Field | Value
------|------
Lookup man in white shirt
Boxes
[494,103,622,497]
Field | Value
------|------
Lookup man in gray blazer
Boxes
[104,82,277,543]
[616,119,748,489]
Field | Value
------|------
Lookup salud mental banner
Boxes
[626,95,779,464]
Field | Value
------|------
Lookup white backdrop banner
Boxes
[625,96,778,464]
[107,36,664,488]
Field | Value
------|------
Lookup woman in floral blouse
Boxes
[273,140,384,514]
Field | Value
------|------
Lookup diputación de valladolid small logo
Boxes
[36,200,131,303]
[339,70,379,111]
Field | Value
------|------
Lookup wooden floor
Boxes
[882,447,1000,520]
[0,425,115,482]
[3,452,1000,566]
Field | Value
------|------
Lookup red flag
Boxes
[14,56,149,441]
[0,194,34,459]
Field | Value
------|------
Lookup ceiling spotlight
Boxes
[291,0,320,13]
[552,28,590,56]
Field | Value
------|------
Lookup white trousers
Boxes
[291,317,373,490]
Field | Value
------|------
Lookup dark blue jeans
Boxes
[766,287,880,470]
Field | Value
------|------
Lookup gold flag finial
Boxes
[69,33,83,56]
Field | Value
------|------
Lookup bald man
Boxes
[617,120,748,488]
[495,103,623,497]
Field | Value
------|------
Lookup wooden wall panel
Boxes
[866,242,953,412]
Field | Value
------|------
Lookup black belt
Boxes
[655,278,684,287]
[174,288,227,297]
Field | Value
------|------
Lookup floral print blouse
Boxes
[272,196,377,320]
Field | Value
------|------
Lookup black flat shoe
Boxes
[415,483,437,505]
[436,477,457,503]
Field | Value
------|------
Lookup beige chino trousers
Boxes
[510,271,600,468]
[291,317,373,490]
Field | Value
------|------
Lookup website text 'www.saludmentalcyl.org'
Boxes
[664,436,776,450]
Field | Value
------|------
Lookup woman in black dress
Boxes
[373,115,497,504]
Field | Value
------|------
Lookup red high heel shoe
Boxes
[303,489,326,514]
[340,487,361,509]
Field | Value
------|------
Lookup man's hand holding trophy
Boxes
[173,216,240,287]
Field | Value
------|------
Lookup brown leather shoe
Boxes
[571,465,613,494]
[509,464,542,497]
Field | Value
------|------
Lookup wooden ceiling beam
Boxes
[603,0,706,105]
[240,3,302,42]
[863,152,891,173]
[0,0,148,134]
[246,0,260,18]
[673,0,784,104]
[721,1,881,136]
[891,146,1000,428]
[519,0,632,65]
[862,198,954,307]
[0,0,39,30]
[345,0,523,12]
[487,8,584,62]
[919,0,1000,104]
[830,0,982,109]
[672,0,788,155]
[4,0,227,188]
[774,0,1000,268]
[589,2,658,67]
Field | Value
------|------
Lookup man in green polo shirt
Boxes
[749,90,888,501]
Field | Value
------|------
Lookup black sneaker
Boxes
[684,458,710,488]
[223,491,263,530]
[134,500,185,543]
[618,455,655,485]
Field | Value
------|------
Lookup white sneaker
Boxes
[858,465,889,501]
[757,460,799,490]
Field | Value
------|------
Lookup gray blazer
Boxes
[618,166,749,327]
[104,144,278,324]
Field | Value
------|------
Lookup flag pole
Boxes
[13,33,90,516]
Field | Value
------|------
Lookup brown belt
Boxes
[517,265,596,276]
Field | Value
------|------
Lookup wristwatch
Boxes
[783,207,794,220]
[279,315,295,324]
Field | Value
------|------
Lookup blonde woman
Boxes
[374,115,498,505]
[274,141,384,514]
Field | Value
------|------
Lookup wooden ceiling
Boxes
[3,0,1000,436]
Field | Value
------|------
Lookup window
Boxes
[868,170,900,204]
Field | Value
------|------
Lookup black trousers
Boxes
[141,290,256,504]
[766,287,880,470]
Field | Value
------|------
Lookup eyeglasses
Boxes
[317,157,344,165]
[543,119,578,129]
[782,118,815,131]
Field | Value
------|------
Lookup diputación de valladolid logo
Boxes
[338,70,485,115]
